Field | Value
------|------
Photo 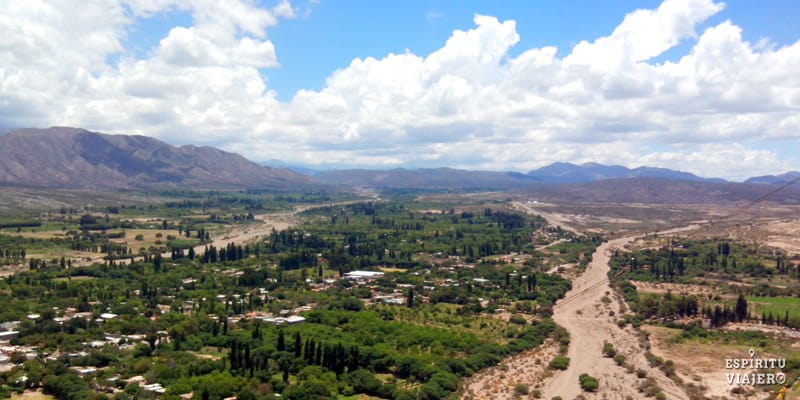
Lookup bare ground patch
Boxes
[644,325,781,400]
[460,339,559,400]
[631,281,720,298]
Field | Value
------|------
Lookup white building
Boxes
[343,270,384,280]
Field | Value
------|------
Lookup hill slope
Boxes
[0,127,316,189]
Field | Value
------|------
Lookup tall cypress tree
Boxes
[277,329,285,351]
[294,332,302,358]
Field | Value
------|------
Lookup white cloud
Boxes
[638,144,790,181]
[1,0,799,180]
[565,0,725,70]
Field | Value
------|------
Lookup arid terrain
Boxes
[541,235,691,399]
[474,201,800,400]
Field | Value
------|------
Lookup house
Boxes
[344,271,384,280]
[0,321,21,331]
[262,315,306,325]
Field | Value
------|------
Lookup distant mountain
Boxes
[314,168,542,190]
[744,171,800,185]
[0,127,318,189]
[262,159,320,176]
[532,178,800,205]
[527,162,725,184]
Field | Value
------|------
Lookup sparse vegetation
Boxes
[513,383,530,395]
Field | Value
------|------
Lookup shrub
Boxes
[659,360,676,378]
[513,383,529,395]
[549,356,570,370]
[579,373,599,392]
[638,377,661,397]
[614,354,626,366]
[645,352,663,368]
[602,341,616,358]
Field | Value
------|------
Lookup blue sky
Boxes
[109,0,800,101]
[1,0,799,180]
[261,0,800,100]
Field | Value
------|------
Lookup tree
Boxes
[735,294,748,322]
[78,214,97,226]
[407,287,414,308]
[277,329,286,352]
[283,382,333,399]
[294,332,302,358]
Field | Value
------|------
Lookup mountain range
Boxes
[526,162,726,184]
[532,177,800,205]
[1,127,798,195]
[0,127,315,189]
[744,171,800,186]
[310,162,725,189]
[313,168,541,190]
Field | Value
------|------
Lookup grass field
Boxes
[747,296,800,321]
[110,228,200,252]
[385,303,524,345]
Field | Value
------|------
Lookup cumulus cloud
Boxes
[0,0,798,180]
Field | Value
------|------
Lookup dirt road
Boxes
[512,201,582,235]
[541,233,692,399]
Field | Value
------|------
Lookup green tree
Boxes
[735,294,748,322]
